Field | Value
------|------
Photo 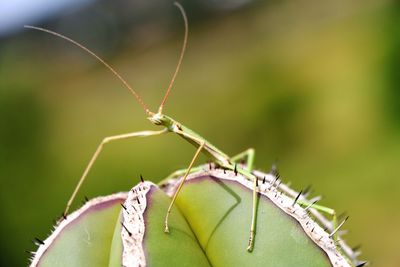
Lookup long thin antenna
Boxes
[24,25,150,115]
[158,2,188,114]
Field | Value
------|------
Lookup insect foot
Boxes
[164,218,170,233]
[246,231,255,252]
[30,166,366,267]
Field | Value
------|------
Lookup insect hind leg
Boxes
[297,199,342,241]
[159,165,204,185]
[230,149,258,252]
[231,148,255,172]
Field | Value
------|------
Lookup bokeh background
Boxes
[1,0,399,266]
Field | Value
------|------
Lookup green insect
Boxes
[25,2,342,252]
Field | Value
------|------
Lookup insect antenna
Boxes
[158,2,188,114]
[23,25,150,115]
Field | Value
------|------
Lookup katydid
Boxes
[25,2,342,252]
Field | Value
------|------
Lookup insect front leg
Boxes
[64,128,168,217]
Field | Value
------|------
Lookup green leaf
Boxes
[31,170,357,267]
[142,185,211,267]
[174,174,333,267]
[32,193,127,267]
[108,212,123,267]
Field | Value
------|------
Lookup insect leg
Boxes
[231,148,255,171]
[164,141,205,233]
[159,165,204,184]
[246,170,258,252]
[297,200,340,240]
[64,128,168,216]
[231,149,258,252]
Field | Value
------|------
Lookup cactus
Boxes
[29,165,365,267]
[29,193,128,266]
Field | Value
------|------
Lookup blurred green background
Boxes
[1,0,399,266]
